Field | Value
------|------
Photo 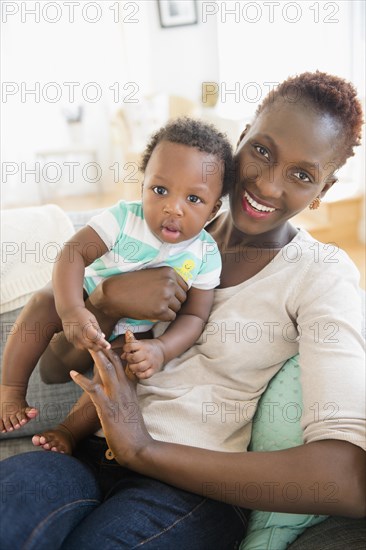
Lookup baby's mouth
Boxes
[162,220,181,233]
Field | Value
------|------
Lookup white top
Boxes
[137,228,365,452]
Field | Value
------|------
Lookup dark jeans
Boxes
[0,437,248,549]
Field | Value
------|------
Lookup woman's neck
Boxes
[207,211,298,288]
[208,211,297,251]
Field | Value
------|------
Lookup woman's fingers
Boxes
[88,349,123,391]
[69,369,96,393]
[175,273,188,302]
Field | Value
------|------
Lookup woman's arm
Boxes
[87,266,188,323]
[71,349,366,518]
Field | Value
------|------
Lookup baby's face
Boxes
[142,141,223,243]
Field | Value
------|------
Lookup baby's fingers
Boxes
[125,330,138,343]
[123,350,146,364]
[136,369,155,380]
[123,342,141,354]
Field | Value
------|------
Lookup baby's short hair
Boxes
[139,117,234,196]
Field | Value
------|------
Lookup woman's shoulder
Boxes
[290,228,359,277]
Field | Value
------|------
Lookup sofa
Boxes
[1,205,365,549]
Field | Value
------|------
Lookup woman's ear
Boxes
[319,176,337,199]
[207,199,222,221]
[237,124,251,148]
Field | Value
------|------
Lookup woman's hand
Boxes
[87,267,188,322]
[70,339,153,466]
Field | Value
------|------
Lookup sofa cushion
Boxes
[241,355,327,550]
[0,312,83,444]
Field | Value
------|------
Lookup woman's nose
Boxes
[255,166,284,199]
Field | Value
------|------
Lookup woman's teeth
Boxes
[244,191,275,213]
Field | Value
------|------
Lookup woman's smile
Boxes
[242,190,277,219]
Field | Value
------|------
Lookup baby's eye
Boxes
[294,171,311,183]
[187,195,202,204]
[152,186,167,195]
[255,145,270,159]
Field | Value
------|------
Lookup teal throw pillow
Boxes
[240,355,327,550]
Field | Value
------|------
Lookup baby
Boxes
[0,117,233,436]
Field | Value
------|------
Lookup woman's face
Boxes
[230,100,341,238]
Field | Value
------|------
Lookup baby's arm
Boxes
[123,288,214,378]
[53,225,111,351]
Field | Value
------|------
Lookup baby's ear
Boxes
[208,199,222,220]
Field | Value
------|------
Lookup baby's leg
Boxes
[1,283,63,432]
[33,389,101,454]
[34,340,146,454]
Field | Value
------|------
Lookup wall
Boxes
[147,0,219,102]
[1,1,219,207]
[1,4,130,206]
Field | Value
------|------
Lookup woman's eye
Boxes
[187,195,202,204]
[152,186,167,195]
[254,145,270,159]
[294,171,311,183]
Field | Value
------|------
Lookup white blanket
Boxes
[1,204,75,314]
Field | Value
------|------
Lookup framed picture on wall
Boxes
[157,0,198,28]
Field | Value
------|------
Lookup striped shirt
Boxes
[84,200,221,336]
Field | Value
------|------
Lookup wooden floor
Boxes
[4,189,365,289]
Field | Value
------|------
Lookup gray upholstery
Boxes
[288,516,366,549]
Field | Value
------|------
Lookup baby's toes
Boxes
[41,437,56,450]
[33,432,53,449]
[16,409,30,426]
[50,440,66,453]
[48,440,61,451]
[9,414,21,430]
[41,433,65,452]
[25,407,38,419]
[32,434,42,446]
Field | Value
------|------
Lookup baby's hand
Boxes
[0,384,38,433]
[62,307,110,351]
[122,331,165,379]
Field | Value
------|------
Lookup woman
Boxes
[1,71,365,549]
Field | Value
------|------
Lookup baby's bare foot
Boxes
[32,427,74,455]
[0,385,38,432]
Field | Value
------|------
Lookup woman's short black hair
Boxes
[255,71,364,166]
[139,117,234,196]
